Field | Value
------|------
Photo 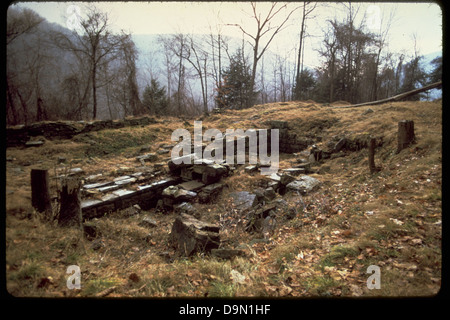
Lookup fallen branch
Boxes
[95,286,117,297]
[333,81,442,108]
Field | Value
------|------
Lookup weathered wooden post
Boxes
[58,177,82,228]
[368,137,378,174]
[397,120,415,153]
[31,168,52,219]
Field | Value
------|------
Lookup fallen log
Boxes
[333,81,442,109]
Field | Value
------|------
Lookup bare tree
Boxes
[183,34,210,114]
[228,2,300,107]
[295,2,317,92]
[6,6,45,124]
[7,7,44,45]
[368,5,396,101]
[53,5,126,119]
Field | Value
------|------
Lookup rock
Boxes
[69,168,84,175]
[280,173,296,186]
[25,140,44,147]
[286,175,321,195]
[162,185,197,202]
[136,153,158,163]
[97,185,120,193]
[198,182,224,203]
[245,204,277,233]
[156,148,170,155]
[230,191,258,212]
[293,162,311,173]
[178,180,205,192]
[85,173,103,182]
[174,202,199,217]
[263,187,277,201]
[139,216,158,228]
[57,156,66,164]
[244,165,258,174]
[282,168,305,176]
[114,177,137,186]
[169,213,220,256]
[269,172,281,182]
[83,181,113,190]
[167,154,196,175]
[201,164,228,185]
[211,249,246,260]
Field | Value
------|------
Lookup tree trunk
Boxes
[397,120,415,153]
[31,169,52,219]
[92,63,97,120]
[58,177,82,228]
[334,81,442,108]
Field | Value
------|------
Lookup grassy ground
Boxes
[5,100,442,298]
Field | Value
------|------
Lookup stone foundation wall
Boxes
[6,116,158,147]
[81,177,180,220]
[268,120,312,154]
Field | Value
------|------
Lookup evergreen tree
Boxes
[142,79,168,115]
[215,49,257,110]
[293,68,316,101]
[429,56,442,83]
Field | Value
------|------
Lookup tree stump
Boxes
[368,137,379,174]
[31,169,52,219]
[397,120,415,153]
[58,177,82,228]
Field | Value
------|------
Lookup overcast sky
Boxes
[12,1,443,68]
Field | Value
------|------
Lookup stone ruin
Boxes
[30,118,394,258]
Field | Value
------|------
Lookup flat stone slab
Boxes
[114,177,137,186]
[282,168,305,175]
[112,189,136,197]
[113,175,131,181]
[286,175,321,194]
[69,168,84,175]
[178,180,205,191]
[230,191,258,211]
[136,153,158,162]
[81,199,102,209]
[83,181,114,189]
[98,185,120,193]
[25,140,44,147]
[162,185,197,201]
[101,194,119,202]
[269,173,281,182]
